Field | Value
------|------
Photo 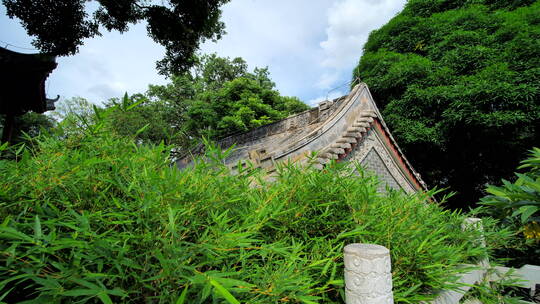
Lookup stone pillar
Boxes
[462,218,485,247]
[462,218,489,268]
[344,243,394,304]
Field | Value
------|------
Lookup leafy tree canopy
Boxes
[2,0,230,75]
[353,0,540,208]
[104,54,309,149]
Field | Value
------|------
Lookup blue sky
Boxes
[0,0,406,106]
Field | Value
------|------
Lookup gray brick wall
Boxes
[360,148,401,192]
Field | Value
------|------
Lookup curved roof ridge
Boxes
[177,82,429,194]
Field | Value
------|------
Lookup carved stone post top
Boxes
[462,217,489,268]
[344,243,389,257]
[462,217,484,232]
[464,217,482,225]
[344,243,394,304]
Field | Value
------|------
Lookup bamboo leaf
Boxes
[519,206,538,223]
[209,278,240,304]
[175,284,189,304]
[34,215,42,240]
[97,292,113,304]
[63,289,98,297]
[0,227,34,242]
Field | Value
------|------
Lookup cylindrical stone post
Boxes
[462,218,485,247]
[344,243,394,304]
[462,217,489,268]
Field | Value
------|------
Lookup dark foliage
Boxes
[479,147,540,266]
[0,112,55,145]
[353,0,540,209]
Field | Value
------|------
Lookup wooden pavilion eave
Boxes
[0,47,58,143]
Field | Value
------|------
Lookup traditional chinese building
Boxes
[0,46,58,143]
[178,83,427,193]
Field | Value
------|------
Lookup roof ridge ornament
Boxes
[46,95,60,111]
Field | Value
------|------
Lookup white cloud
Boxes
[306,90,346,107]
[87,82,127,100]
[46,21,167,104]
[1,1,406,107]
[316,72,341,90]
[201,0,332,100]
[320,0,406,70]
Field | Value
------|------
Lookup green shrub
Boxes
[478,147,540,267]
[0,114,510,303]
[480,147,540,235]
